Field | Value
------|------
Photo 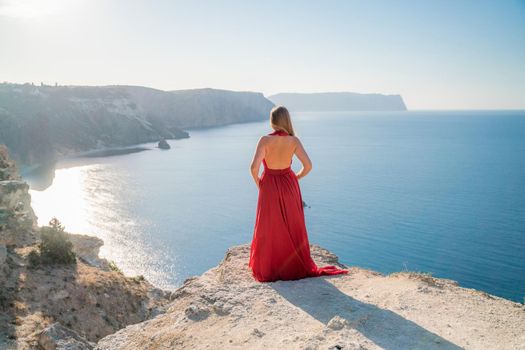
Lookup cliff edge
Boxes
[96,244,525,350]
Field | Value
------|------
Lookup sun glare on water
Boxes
[28,163,175,288]
[29,166,94,233]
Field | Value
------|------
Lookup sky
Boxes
[0,0,524,109]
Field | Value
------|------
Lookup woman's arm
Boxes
[293,137,312,180]
[250,136,266,188]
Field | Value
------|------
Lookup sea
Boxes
[24,110,525,302]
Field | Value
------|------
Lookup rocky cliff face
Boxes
[124,86,275,129]
[0,83,274,167]
[0,146,171,350]
[0,84,161,167]
[268,92,407,111]
[95,244,525,350]
[0,145,37,247]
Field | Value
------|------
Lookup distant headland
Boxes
[268,92,407,111]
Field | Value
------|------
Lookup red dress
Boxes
[248,130,349,282]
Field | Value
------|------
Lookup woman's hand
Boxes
[293,137,312,180]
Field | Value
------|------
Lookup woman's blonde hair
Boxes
[270,105,295,136]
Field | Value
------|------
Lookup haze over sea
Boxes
[25,110,525,302]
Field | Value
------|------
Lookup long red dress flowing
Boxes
[248,130,349,282]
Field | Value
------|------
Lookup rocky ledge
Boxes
[95,244,525,350]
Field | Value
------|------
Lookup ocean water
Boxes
[26,111,525,302]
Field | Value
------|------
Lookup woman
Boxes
[248,105,349,282]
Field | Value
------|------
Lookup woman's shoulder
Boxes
[289,135,300,143]
[257,135,271,146]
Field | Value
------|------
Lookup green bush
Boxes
[131,275,145,283]
[30,218,76,266]
[27,249,41,268]
[108,260,122,274]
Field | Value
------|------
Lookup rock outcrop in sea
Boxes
[158,138,171,150]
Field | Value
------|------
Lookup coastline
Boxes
[21,140,184,191]
[19,146,148,176]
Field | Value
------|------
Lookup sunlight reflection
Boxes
[28,163,179,290]
[30,166,93,233]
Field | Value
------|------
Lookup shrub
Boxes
[33,218,76,266]
[131,275,145,283]
[108,260,122,274]
[27,249,41,268]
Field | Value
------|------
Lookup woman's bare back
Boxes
[250,131,312,188]
[263,134,297,169]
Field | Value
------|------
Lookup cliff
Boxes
[0,83,274,167]
[95,244,525,350]
[268,92,407,111]
[0,146,171,350]
[123,86,275,129]
[2,146,524,349]
[0,145,37,247]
